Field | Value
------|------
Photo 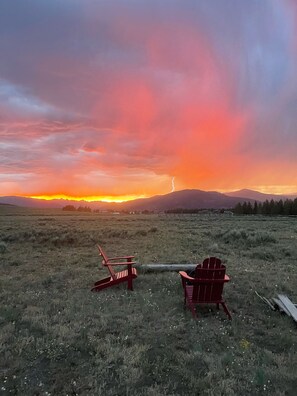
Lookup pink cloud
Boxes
[1,1,297,197]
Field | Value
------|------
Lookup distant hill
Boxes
[5,189,295,212]
[0,196,71,209]
[0,196,108,210]
[0,190,255,211]
[118,189,255,211]
[225,189,297,202]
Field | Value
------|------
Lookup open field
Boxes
[1,206,297,395]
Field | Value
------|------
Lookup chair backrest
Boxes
[192,257,226,303]
[97,245,117,280]
[201,256,222,269]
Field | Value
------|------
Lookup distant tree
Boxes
[277,199,284,215]
[233,203,243,214]
[246,202,253,215]
[242,202,248,214]
[270,199,278,215]
[77,206,92,212]
[253,201,258,215]
[258,202,263,214]
[262,200,270,215]
[283,199,292,215]
[62,205,76,211]
[292,198,297,215]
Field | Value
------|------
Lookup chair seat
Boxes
[115,267,138,280]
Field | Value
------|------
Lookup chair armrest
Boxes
[179,271,230,283]
[105,261,136,266]
[108,255,135,261]
[179,271,195,282]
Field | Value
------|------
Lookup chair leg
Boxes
[127,262,133,291]
[127,277,133,291]
[188,302,197,319]
[221,302,232,320]
[216,303,220,310]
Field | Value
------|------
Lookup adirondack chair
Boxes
[91,245,138,292]
[179,257,231,319]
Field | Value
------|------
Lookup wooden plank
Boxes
[140,264,196,271]
[272,298,291,316]
[278,295,297,323]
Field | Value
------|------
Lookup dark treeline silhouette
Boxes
[165,208,226,214]
[62,205,76,211]
[62,205,92,212]
[77,206,92,212]
[233,199,297,215]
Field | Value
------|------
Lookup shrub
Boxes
[62,205,76,211]
[51,233,76,247]
[249,250,275,261]
[217,229,276,247]
[107,230,129,238]
[135,230,147,237]
[0,241,7,253]
[247,232,276,245]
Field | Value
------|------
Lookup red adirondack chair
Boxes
[179,257,231,319]
[91,245,138,292]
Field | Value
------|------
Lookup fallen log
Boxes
[140,264,197,272]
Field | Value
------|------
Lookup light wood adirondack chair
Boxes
[91,245,138,292]
[179,257,231,319]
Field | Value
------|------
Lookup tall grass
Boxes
[0,208,297,395]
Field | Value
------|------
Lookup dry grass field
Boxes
[1,206,297,395]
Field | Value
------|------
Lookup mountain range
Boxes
[224,189,297,202]
[1,189,296,212]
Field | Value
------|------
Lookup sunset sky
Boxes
[1,0,297,201]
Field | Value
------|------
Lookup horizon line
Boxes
[1,188,296,203]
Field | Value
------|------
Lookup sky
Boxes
[0,0,297,201]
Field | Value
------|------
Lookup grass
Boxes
[1,207,297,395]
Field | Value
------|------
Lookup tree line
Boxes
[62,205,154,214]
[62,205,92,212]
[165,208,225,214]
[233,199,297,215]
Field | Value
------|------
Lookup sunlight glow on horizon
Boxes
[26,184,297,203]
[28,194,147,203]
